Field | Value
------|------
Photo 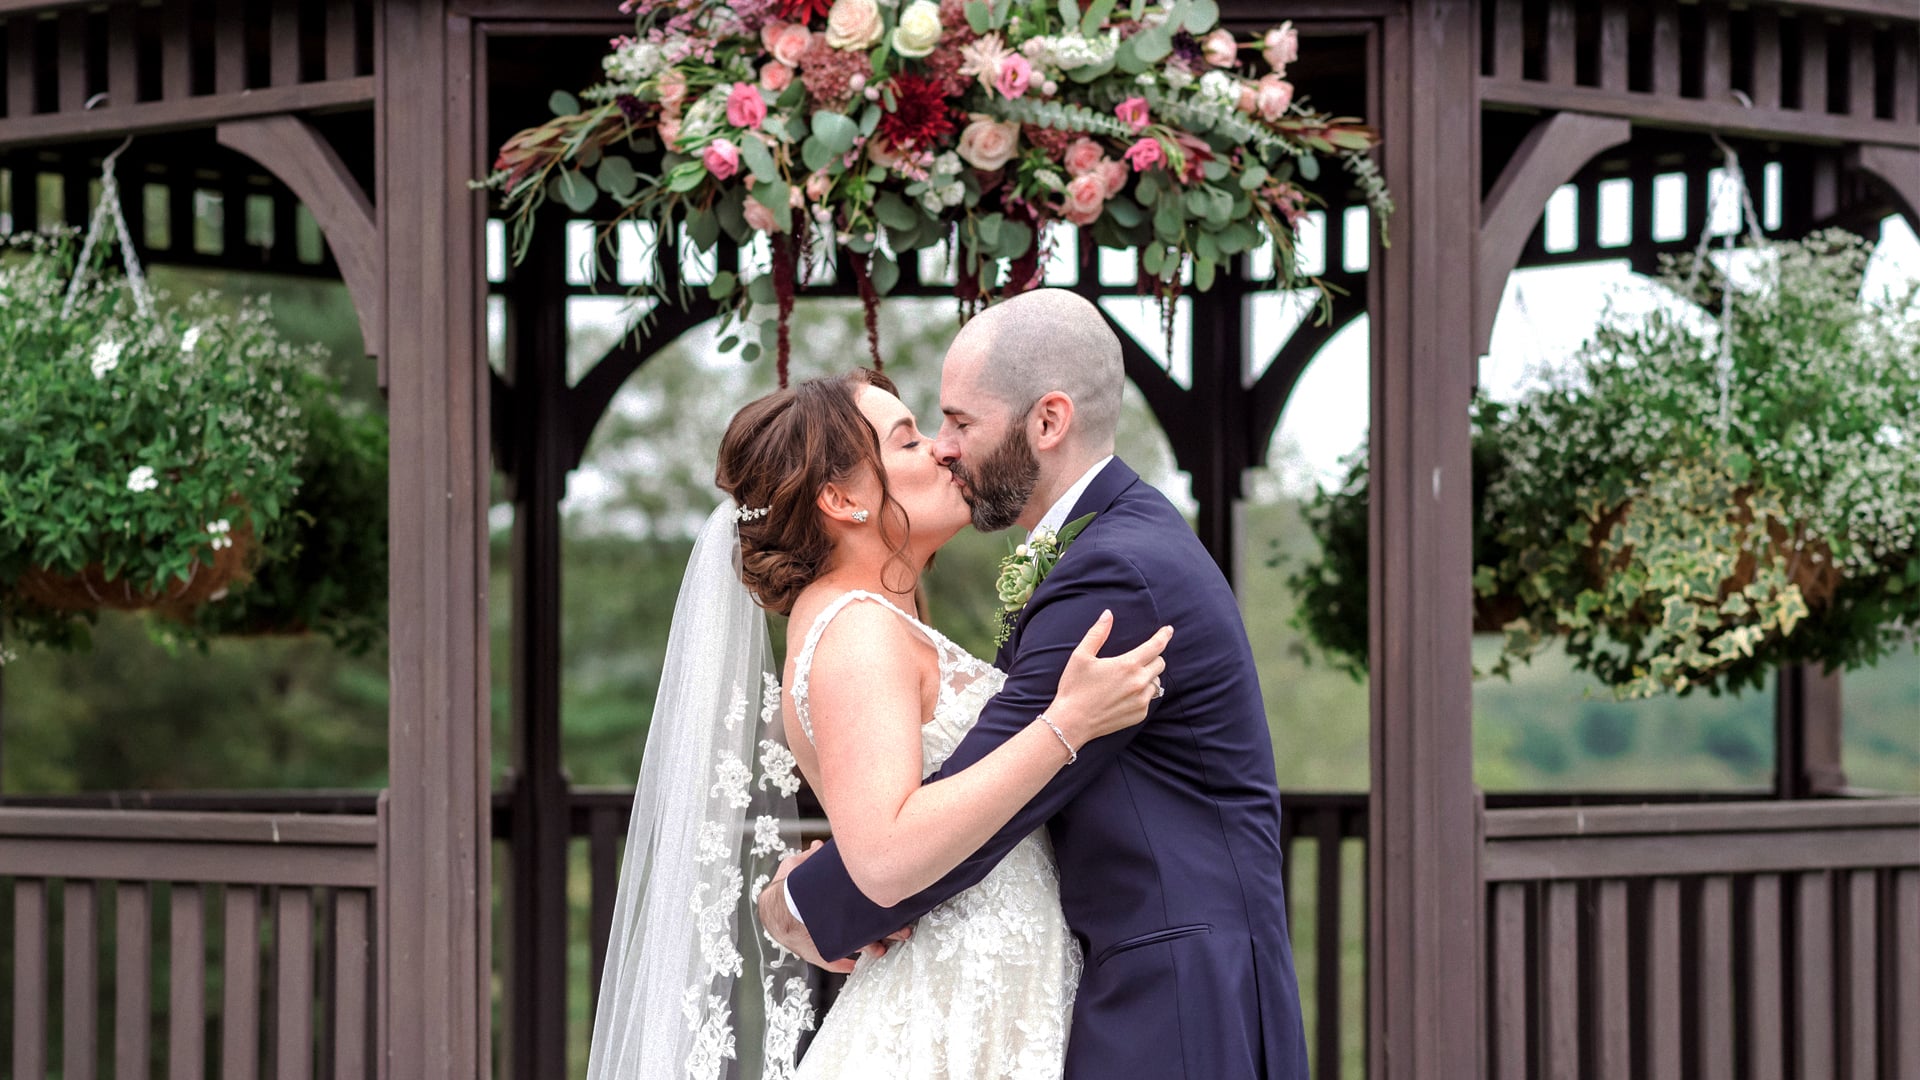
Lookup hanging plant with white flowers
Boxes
[0,221,321,655]
[486,0,1387,383]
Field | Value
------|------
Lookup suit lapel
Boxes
[1002,458,1141,655]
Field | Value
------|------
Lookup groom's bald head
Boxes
[947,288,1124,453]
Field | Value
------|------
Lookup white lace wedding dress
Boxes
[788,590,1082,1080]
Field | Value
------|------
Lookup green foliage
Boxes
[0,231,322,654]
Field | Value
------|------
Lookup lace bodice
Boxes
[788,590,1081,1080]
[790,590,1005,770]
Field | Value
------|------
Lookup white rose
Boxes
[891,0,943,58]
[956,117,1020,172]
[825,0,884,50]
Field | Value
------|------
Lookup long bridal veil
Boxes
[586,501,817,1080]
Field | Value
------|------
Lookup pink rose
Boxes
[825,0,884,50]
[704,138,740,180]
[727,83,767,129]
[1237,83,1258,114]
[1123,137,1163,172]
[1115,96,1150,132]
[762,61,794,92]
[994,54,1032,100]
[1063,173,1107,225]
[957,117,1021,171]
[657,71,688,111]
[1262,21,1299,76]
[769,22,813,67]
[1203,29,1239,68]
[805,171,833,202]
[867,138,905,170]
[743,196,778,232]
[1063,137,1106,178]
[659,115,683,149]
[1255,75,1293,120]
[1096,159,1128,198]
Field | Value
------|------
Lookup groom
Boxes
[758,288,1308,1079]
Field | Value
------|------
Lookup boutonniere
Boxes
[993,513,1096,647]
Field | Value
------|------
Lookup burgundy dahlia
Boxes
[876,72,955,153]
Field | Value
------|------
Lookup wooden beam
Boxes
[217,114,384,362]
[1370,4,1481,1076]
[1475,111,1631,353]
[1479,78,1920,149]
[0,76,375,150]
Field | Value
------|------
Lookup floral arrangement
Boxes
[487,0,1386,380]
[994,511,1092,645]
[0,229,321,656]
[1290,231,1920,699]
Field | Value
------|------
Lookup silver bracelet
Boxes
[1036,713,1077,765]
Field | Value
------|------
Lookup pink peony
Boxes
[1262,21,1299,76]
[743,195,778,232]
[767,22,814,67]
[1203,29,1239,68]
[1255,75,1293,120]
[957,117,1021,171]
[760,61,793,92]
[1123,137,1163,171]
[1063,137,1106,178]
[727,83,767,129]
[994,54,1032,99]
[1115,96,1151,132]
[704,138,741,179]
[1063,173,1107,225]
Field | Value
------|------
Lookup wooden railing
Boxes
[0,805,381,1080]
[1482,798,1920,1080]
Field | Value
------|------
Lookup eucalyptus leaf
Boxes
[1194,255,1216,291]
[875,192,920,231]
[1298,154,1320,182]
[1000,221,1033,260]
[739,137,778,183]
[812,111,859,156]
[688,210,721,252]
[1080,0,1117,36]
[708,270,738,300]
[555,170,599,213]
[549,90,580,117]
[1058,0,1081,26]
[1183,0,1217,33]
[965,0,990,34]
[596,155,638,199]
[748,274,777,306]
[802,136,834,175]
[869,252,900,295]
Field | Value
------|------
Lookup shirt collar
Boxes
[1030,456,1114,541]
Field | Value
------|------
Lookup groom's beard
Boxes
[952,426,1040,533]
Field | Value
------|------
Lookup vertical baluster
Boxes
[223,885,262,1080]
[107,2,136,109]
[1492,0,1523,82]
[315,889,336,1080]
[325,0,358,80]
[1490,882,1527,1080]
[588,805,620,1012]
[334,890,370,1080]
[214,0,245,94]
[1700,2,1731,105]
[1751,9,1781,111]
[1696,876,1733,1080]
[1593,880,1630,1077]
[1795,871,1834,1079]
[6,16,34,118]
[1315,814,1342,1080]
[56,9,85,113]
[1892,869,1920,1080]
[1597,1,1628,92]
[1652,5,1680,98]
[160,0,190,100]
[116,882,153,1076]
[64,880,99,1080]
[170,884,207,1080]
[1838,871,1876,1079]
[1544,0,1575,86]
[12,879,48,1080]
[1801,17,1829,115]
[1893,32,1918,127]
[1848,24,1875,120]
[1539,880,1578,1079]
[277,888,314,1080]
[1747,874,1785,1080]
[270,0,300,86]
[1646,879,1682,1080]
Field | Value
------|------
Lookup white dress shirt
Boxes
[784,456,1116,926]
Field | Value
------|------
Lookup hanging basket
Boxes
[13,519,257,621]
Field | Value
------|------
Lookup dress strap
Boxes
[790,590,935,745]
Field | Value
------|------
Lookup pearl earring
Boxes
[851,509,870,523]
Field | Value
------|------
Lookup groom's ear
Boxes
[1031,391,1075,451]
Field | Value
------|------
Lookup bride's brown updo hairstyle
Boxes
[716,369,917,615]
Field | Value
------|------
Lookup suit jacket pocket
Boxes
[1095,923,1212,967]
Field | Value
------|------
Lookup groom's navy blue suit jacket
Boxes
[787,458,1309,1080]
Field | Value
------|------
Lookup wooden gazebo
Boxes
[0,1,1915,1078]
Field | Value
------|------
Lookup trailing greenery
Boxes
[1291,231,1920,698]
[0,230,322,655]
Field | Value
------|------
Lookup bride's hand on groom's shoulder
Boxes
[758,840,912,974]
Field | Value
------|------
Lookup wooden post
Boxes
[1776,664,1847,798]
[380,2,492,1077]
[1369,3,1482,1077]
[503,209,573,1080]
[1185,269,1251,587]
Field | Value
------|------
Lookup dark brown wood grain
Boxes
[12,879,47,1080]
[64,879,98,1080]
[222,885,261,1080]
[115,882,152,1077]
[169,884,207,1080]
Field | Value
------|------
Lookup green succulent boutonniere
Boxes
[993,513,1096,647]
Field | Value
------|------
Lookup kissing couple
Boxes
[585,288,1308,1080]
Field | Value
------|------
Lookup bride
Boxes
[586,367,1171,1080]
